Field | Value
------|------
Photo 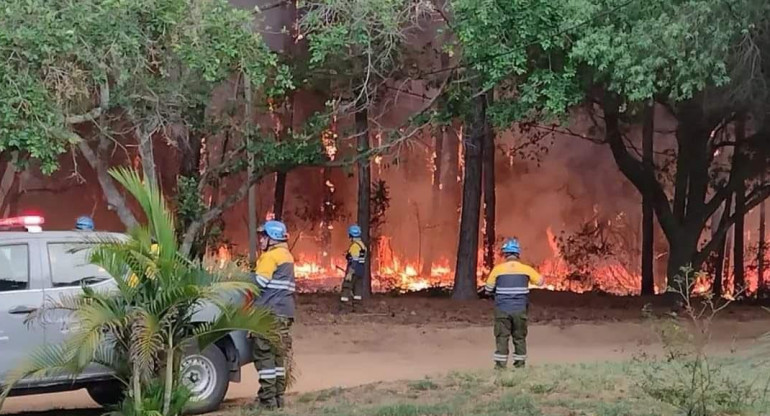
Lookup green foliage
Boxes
[0,0,289,173]
[109,379,192,416]
[246,131,326,174]
[568,0,762,103]
[449,0,582,125]
[300,0,428,75]
[174,176,205,230]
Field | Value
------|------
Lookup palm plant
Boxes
[0,167,278,416]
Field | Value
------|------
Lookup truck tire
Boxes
[181,344,230,415]
[86,381,124,408]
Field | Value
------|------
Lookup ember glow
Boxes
[290,253,456,293]
[213,228,763,296]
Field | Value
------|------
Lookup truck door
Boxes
[43,240,114,380]
[0,241,45,383]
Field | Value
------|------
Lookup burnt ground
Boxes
[295,289,770,326]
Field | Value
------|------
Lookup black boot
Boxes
[251,398,278,412]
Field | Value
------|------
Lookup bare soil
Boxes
[2,292,768,415]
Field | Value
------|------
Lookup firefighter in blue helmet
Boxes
[340,224,367,305]
[485,238,544,369]
[252,220,295,410]
[75,216,94,231]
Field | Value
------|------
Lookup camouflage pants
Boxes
[253,317,293,405]
[493,309,528,368]
[340,267,363,302]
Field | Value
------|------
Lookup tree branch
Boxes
[696,184,770,265]
[180,171,268,256]
[65,82,110,125]
[602,94,677,239]
[77,136,138,228]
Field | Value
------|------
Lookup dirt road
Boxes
[2,319,764,415]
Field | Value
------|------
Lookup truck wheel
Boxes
[181,345,230,415]
[86,381,124,408]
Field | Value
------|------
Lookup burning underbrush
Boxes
[213,226,660,296]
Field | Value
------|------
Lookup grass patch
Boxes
[222,357,769,416]
[373,402,454,416]
[296,386,345,404]
[407,378,439,392]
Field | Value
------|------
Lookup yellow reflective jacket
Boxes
[127,243,159,288]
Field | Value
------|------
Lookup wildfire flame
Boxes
[212,226,755,297]
[321,129,338,160]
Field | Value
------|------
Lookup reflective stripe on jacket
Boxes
[253,243,296,318]
[346,239,367,276]
[485,260,543,313]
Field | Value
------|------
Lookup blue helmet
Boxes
[75,216,95,231]
[501,238,521,255]
[259,220,288,241]
[348,224,362,238]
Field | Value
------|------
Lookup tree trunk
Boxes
[0,161,18,217]
[482,92,496,271]
[138,127,157,186]
[162,339,174,415]
[641,102,655,295]
[132,362,142,412]
[453,83,486,300]
[179,122,203,180]
[422,127,444,276]
[77,138,138,228]
[321,168,333,264]
[733,118,747,294]
[356,107,372,297]
[666,231,701,285]
[734,186,746,294]
[760,198,767,296]
[245,74,257,266]
[273,172,287,220]
[712,199,731,298]
[724,204,734,296]
[443,123,461,200]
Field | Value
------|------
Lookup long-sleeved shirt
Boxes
[485,260,543,313]
[253,243,296,318]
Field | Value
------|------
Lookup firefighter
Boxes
[340,224,366,305]
[252,220,295,410]
[484,238,544,369]
[75,216,95,231]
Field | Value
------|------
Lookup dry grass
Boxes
[216,357,769,416]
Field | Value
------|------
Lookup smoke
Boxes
[216,91,646,274]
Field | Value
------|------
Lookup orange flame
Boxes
[213,227,761,296]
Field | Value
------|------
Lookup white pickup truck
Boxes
[0,216,255,414]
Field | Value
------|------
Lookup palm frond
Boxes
[191,306,277,352]
[62,298,129,367]
[130,310,165,381]
[145,286,205,318]
[0,344,82,405]
[109,168,178,267]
